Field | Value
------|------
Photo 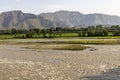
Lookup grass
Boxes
[18,39,120,45]
[65,39,119,44]
[22,44,90,51]
[78,36,120,39]
[53,45,90,51]
[1,33,120,39]
[0,38,119,45]
[0,38,119,51]
[61,33,78,37]
[0,35,14,39]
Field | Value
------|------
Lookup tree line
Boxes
[0,25,120,38]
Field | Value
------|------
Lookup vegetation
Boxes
[17,43,90,51]
[0,38,119,45]
[53,45,90,51]
[0,25,120,39]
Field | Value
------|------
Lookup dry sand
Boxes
[0,39,119,80]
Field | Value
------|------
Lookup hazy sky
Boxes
[1,0,120,16]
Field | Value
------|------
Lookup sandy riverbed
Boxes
[0,39,120,80]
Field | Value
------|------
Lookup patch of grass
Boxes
[22,44,90,51]
[0,39,119,45]
[61,33,78,37]
[65,39,119,44]
[0,35,14,39]
[53,45,90,51]
[78,36,120,39]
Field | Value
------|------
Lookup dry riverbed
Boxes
[0,39,119,80]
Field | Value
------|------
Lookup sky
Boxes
[1,0,120,16]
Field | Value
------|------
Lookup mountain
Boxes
[39,10,120,27]
[39,10,85,27]
[0,10,120,29]
[81,14,120,26]
[0,10,54,29]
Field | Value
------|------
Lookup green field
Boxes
[0,32,120,40]
[0,35,14,39]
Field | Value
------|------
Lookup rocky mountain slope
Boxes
[0,10,120,29]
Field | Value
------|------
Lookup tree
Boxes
[78,31,82,37]
[102,29,108,36]
[56,27,62,37]
[111,25,120,36]
[25,29,37,38]
[11,28,18,34]
[33,28,40,35]
[87,30,95,36]
[48,28,54,38]
[41,29,47,38]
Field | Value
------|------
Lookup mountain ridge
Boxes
[0,10,120,29]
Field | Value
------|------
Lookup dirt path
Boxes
[0,43,119,80]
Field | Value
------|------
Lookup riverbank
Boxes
[0,39,119,80]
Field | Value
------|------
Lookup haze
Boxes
[1,0,120,16]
